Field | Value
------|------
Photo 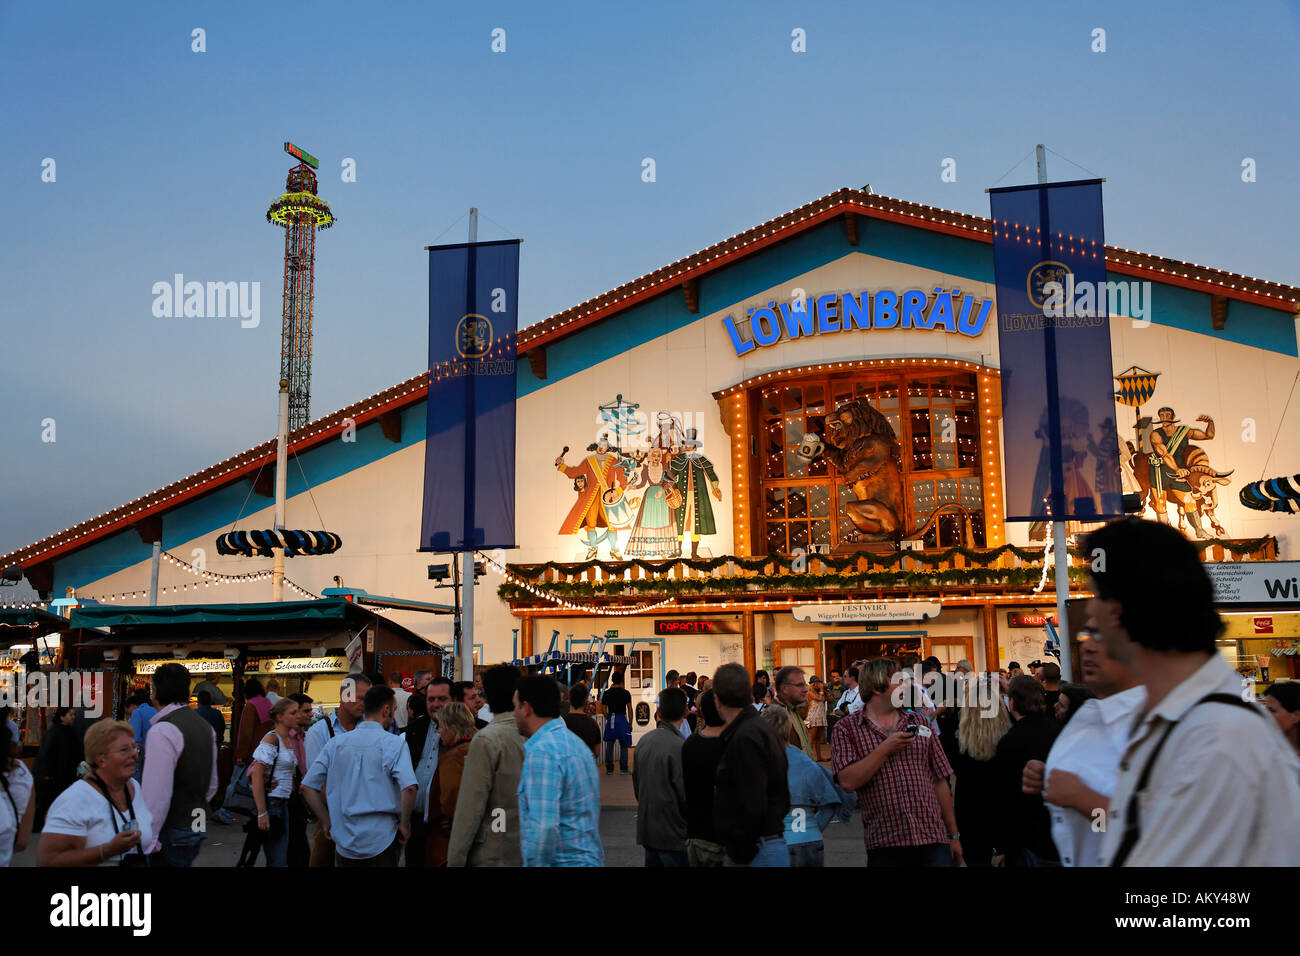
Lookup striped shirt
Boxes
[518,718,604,867]
[832,708,952,850]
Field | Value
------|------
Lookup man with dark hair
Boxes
[992,676,1059,867]
[195,689,226,744]
[304,672,371,867]
[127,689,157,783]
[835,666,862,718]
[710,663,790,866]
[1039,661,1063,717]
[681,689,729,866]
[563,683,602,757]
[601,670,633,775]
[449,665,526,867]
[633,687,689,866]
[404,675,453,867]
[514,675,604,866]
[1083,519,1300,866]
[302,684,416,867]
[141,663,217,866]
[452,681,489,729]
[774,665,815,760]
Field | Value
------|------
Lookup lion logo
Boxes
[804,398,903,541]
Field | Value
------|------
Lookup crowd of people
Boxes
[2,520,1299,868]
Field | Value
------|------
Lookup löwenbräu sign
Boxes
[722,288,993,356]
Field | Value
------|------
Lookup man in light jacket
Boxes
[447,665,526,867]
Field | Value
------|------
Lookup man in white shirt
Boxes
[302,673,370,867]
[836,666,864,716]
[1082,519,1300,867]
[1022,626,1144,865]
[389,672,412,731]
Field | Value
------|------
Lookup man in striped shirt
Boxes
[514,675,604,867]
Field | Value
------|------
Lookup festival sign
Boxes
[990,179,1123,522]
[135,658,231,675]
[792,601,942,623]
[1205,561,1300,605]
[246,656,351,675]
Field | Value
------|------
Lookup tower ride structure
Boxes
[267,142,335,430]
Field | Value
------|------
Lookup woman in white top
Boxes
[38,719,153,866]
[0,721,35,866]
[251,697,300,867]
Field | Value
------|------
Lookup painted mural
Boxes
[554,396,722,560]
[1115,366,1235,539]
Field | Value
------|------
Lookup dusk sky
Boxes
[2,0,1297,563]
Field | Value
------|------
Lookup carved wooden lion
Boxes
[805,397,904,541]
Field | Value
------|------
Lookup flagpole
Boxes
[1037,147,1074,683]
[460,208,479,683]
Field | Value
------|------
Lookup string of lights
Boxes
[477,550,677,616]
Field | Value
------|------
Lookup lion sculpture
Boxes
[799,397,904,541]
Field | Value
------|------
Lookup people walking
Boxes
[711,663,790,867]
[831,658,960,867]
[680,689,728,867]
[139,663,217,867]
[760,705,840,867]
[302,673,371,867]
[1084,519,1300,866]
[302,685,417,867]
[951,675,1011,867]
[424,702,476,867]
[39,720,153,867]
[992,676,1059,867]
[0,721,34,867]
[600,671,633,775]
[1021,628,1144,866]
[514,675,604,866]
[248,697,301,867]
[448,665,525,867]
[32,707,82,831]
[632,687,689,867]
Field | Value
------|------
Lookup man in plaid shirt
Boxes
[514,675,605,867]
[832,658,962,867]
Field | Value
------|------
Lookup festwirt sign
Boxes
[722,287,993,356]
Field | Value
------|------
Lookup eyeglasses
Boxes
[109,743,142,757]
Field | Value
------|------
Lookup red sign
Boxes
[1254,617,1274,634]
[1007,612,1058,628]
[400,672,414,691]
[654,620,740,635]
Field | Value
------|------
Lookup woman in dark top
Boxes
[679,690,727,867]
[33,707,82,831]
[993,676,1061,867]
[951,676,1010,867]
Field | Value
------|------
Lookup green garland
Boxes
[497,565,1091,603]
[504,535,1276,584]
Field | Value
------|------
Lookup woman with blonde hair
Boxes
[760,704,840,867]
[952,675,1010,868]
[39,720,154,866]
[250,696,301,867]
[424,701,477,866]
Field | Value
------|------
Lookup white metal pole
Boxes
[460,209,479,681]
[273,379,289,602]
[1037,147,1074,682]
[148,540,161,605]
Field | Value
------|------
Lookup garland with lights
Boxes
[477,551,677,616]
[498,565,1091,603]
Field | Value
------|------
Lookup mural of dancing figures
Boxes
[623,446,681,558]
[555,434,629,560]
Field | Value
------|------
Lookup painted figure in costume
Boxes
[556,434,627,560]
[1127,407,1228,538]
[624,447,680,559]
[669,428,722,558]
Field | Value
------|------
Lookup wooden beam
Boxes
[743,610,756,677]
[682,277,700,314]
[379,409,402,444]
[526,346,547,380]
[982,603,1000,671]
[1210,294,1228,331]
[843,212,859,246]
[132,515,162,544]
[520,615,534,658]
[252,468,274,499]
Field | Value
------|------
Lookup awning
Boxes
[0,606,70,646]
[71,598,351,630]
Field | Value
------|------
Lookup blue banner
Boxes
[420,239,521,552]
[990,180,1122,522]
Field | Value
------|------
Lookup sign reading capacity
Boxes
[791,602,942,624]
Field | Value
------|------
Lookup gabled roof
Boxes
[5,187,1298,574]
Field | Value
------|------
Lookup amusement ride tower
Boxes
[267,142,335,430]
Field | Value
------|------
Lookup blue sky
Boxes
[1,0,1297,558]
